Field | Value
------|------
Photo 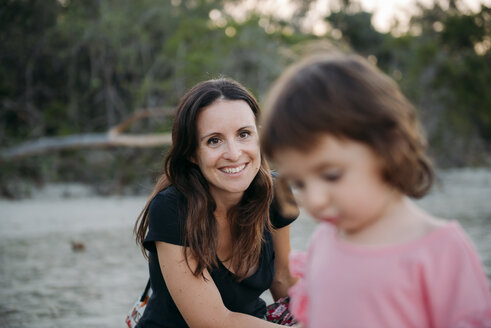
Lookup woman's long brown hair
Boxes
[134,78,273,280]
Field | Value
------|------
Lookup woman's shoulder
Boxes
[151,185,182,206]
[148,185,185,220]
[145,185,186,246]
[154,184,180,199]
[270,171,299,226]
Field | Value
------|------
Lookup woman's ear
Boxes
[189,156,197,164]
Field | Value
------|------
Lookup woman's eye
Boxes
[323,170,342,182]
[238,131,251,139]
[207,137,221,146]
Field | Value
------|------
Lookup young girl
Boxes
[261,52,491,328]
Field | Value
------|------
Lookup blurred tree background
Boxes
[1,0,490,198]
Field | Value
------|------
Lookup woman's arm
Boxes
[156,241,285,328]
[269,226,298,301]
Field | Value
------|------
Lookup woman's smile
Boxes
[220,163,248,175]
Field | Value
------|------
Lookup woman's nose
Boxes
[223,140,241,161]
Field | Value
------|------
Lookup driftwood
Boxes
[1,108,174,160]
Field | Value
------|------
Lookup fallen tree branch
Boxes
[0,132,173,159]
[1,108,174,160]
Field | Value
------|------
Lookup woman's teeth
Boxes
[222,164,246,174]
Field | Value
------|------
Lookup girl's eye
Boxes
[238,131,251,139]
[207,137,221,146]
[322,170,343,182]
[289,180,304,191]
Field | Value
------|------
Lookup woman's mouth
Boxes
[220,163,247,174]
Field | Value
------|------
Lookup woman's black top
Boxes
[136,185,296,328]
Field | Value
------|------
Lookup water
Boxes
[0,168,490,328]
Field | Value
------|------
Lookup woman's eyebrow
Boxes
[238,125,256,131]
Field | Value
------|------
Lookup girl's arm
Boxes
[269,225,298,300]
[156,241,285,328]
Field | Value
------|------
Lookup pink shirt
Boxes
[289,221,491,328]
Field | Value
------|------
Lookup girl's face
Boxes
[274,134,400,238]
[193,99,261,202]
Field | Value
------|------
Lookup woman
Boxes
[134,78,298,327]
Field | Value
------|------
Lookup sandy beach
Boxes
[1,168,490,328]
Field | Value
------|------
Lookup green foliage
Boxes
[441,13,485,49]
[321,1,491,167]
[1,0,491,197]
[405,3,491,165]
[326,11,386,55]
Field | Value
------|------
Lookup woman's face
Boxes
[193,99,261,202]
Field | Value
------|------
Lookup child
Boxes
[260,52,491,328]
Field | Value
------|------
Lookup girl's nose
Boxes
[224,141,241,161]
[301,182,330,217]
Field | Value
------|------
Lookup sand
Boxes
[0,168,490,328]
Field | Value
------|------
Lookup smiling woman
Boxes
[132,78,299,328]
[193,99,261,201]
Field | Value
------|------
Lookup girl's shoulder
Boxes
[311,220,476,259]
[420,220,474,250]
[398,220,484,271]
[417,221,491,324]
[395,219,474,256]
